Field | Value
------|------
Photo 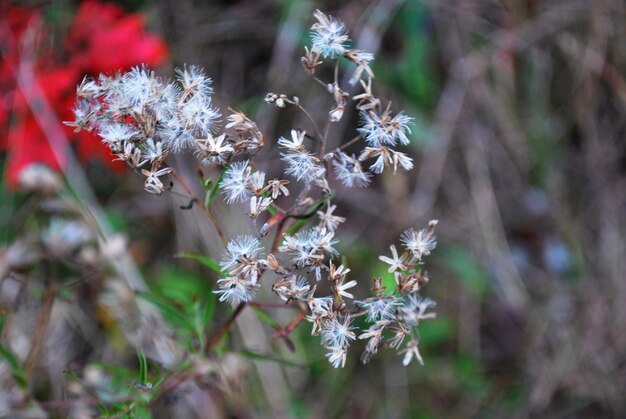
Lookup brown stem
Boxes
[319,114,332,157]
[271,216,289,253]
[205,302,247,351]
[295,103,324,141]
[337,135,362,152]
[24,281,56,377]
[148,368,193,409]
[312,75,328,88]
[272,309,306,339]
[170,169,226,245]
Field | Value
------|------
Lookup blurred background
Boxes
[1,0,626,417]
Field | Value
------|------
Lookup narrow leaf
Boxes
[250,306,281,330]
[137,351,148,386]
[176,252,225,276]
[0,346,27,388]
[136,291,194,330]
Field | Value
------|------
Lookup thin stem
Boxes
[24,280,56,377]
[337,134,362,152]
[205,302,247,351]
[319,59,340,157]
[270,199,327,250]
[312,75,328,88]
[319,117,332,157]
[271,215,289,252]
[348,310,368,319]
[148,368,194,408]
[296,103,324,140]
[170,169,226,245]
[272,309,306,339]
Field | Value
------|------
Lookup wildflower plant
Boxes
[69,10,439,369]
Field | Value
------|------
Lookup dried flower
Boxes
[400,220,438,262]
[197,133,234,166]
[379,244,408,273]
[63,9,439,372]
[332,152,371,187]
[272,275,311,302]
[316,205,346,232]
[310,10,350,58]
[220,235,264,274]
[219,161,252,204]
[358,109,414,147]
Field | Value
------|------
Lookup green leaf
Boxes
[136,291,194,330]
[418,318,455,346]
[441,246,489,298]
[206,167,228,206]
[250,306,281,330]
[284,197,332,237]
[137,352,148,386]
[0,346,27,388]
[197,168,210,190]
[201,294,217,329]
[286,219,308,236]
[0,345,27,388]
[267,203,278,216]
[132,403,152,419]
[453,353,491,399]
[176,252,225,276]
[153,268,212,307]
[88,363,135,380]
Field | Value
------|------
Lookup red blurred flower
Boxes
[67,0,168,74]
[0,1,168,187]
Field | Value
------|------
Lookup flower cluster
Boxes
[214,235,266,304]
[69,9,439,369]
[359,220,439,365]
[69,66,268,196]
[271,10,415,190]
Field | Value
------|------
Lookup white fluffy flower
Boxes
[310,10,350,58]
[320,316,355,349]
[400,339,424,366]
[281,149,326,182]
[220,235,264,273]
[279,228,337,268]
[98,123,139,145]
[176,65,214,97]
[176,94,220,141]
[213,276,258,305]
[278,129,306,151]
[196,133,233,166]
[332,152,371,187]
[397,294,436,327]
[357,296,402,322]
[358,110,413,147]
[316,204,345,232]
[400,226,437,261]
[219,160,252,204]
